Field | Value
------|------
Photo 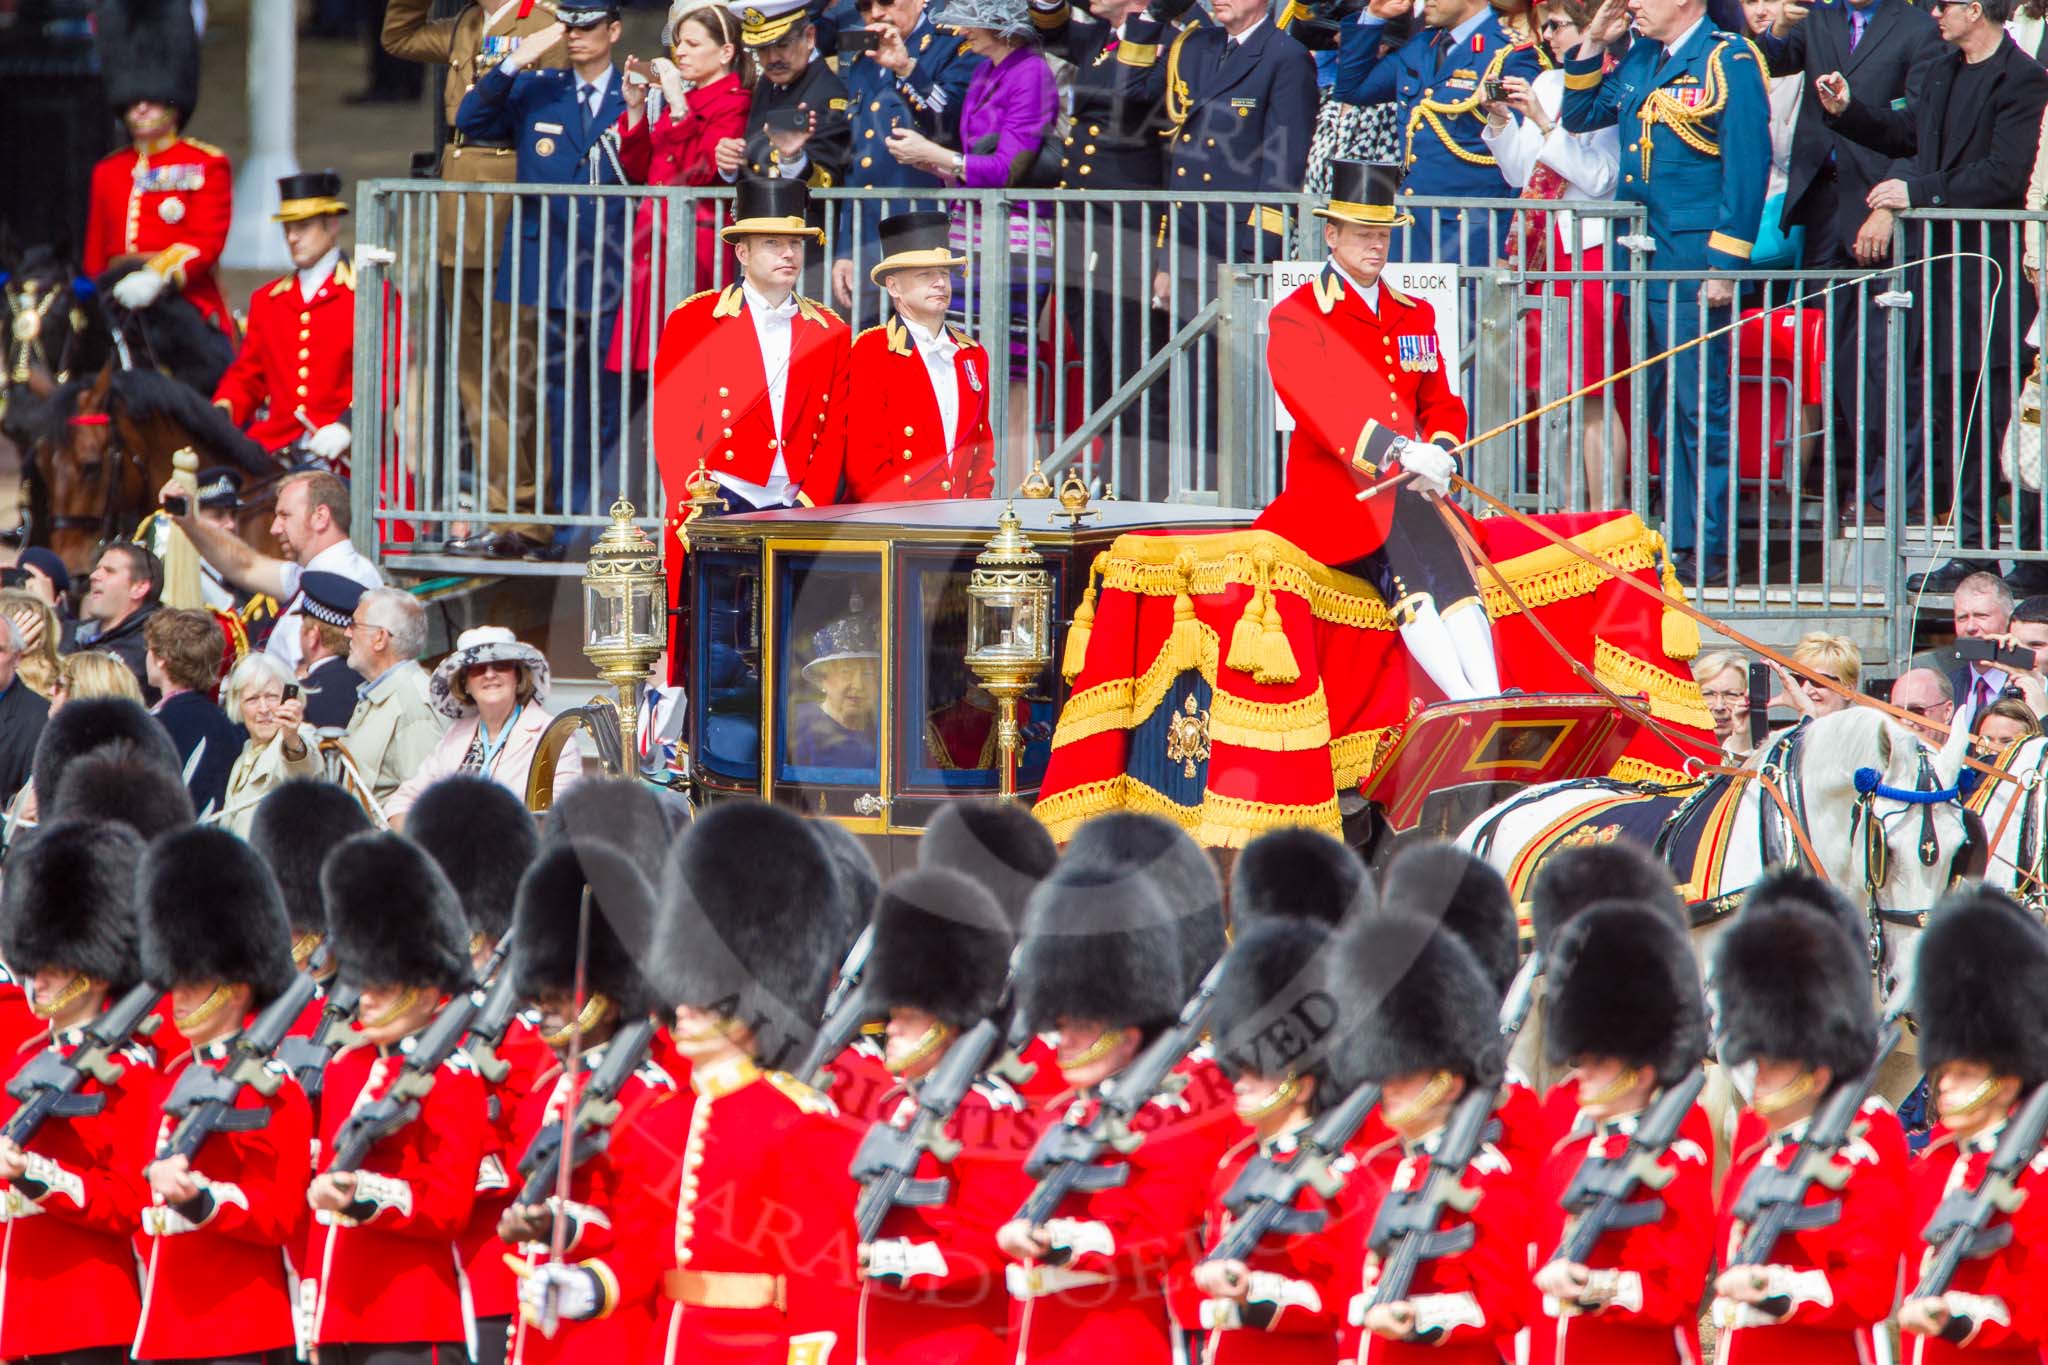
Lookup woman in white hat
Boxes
[384,626,582,826]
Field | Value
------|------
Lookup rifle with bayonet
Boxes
[273,944,356,1101]
[794,924,877,1090]
[1358,1079,1499,1319]
[460,969,527,1085]
[322,935,513,1174]
[850,1013,1004,1244]
[159,971,322,1162]
[1548,1067,1707,1267]
[1012,957,1226,1228]
[511,1016,660,1207]
[3,979,162,1147]
[1909,1080,2048,1300]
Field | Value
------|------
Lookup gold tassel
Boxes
[1226,545,1273,676]
[1255,590,1300,685]
[1063,565,1099,683]
[1168,549,1203,674]
[1658,550,1702,662]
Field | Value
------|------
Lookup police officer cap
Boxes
[299,570,368,630]
[195,467,244,510]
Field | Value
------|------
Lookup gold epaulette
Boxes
[267,277,295,298]
[764,1069,838,1116]
[946,322,976,349]
[854,321,890,345]
[181,137,226,158]
[1382,282,1416,308]
[336,257,357,290]
[711,284,745,318]
[884,314,911,354]
[796,295,842,327]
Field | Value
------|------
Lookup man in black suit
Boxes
[1823,0,2048,594]
[0,614,49,808]
[143,608,245,821]
[1758,0,1941,520]
[295,571,369,729]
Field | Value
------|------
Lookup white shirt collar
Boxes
[298,247,340,299]
[743,281,799,320]
[1661,15,1707,59]
[1328,257,1382,312]
[575,64,615,104]
[903,314,956,354]
[1227,14,1265,44]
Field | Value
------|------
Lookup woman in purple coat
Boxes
[880,0,1058,465]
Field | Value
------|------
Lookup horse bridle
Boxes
[44,409,153,550]
[3,277,86,389]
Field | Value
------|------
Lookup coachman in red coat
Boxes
[844,211,996,504]
[0,820,158,1362]
[134,828,315,1363]
[1253,161,1498,702]
[1894,891,2048,1363]
[652,177,851,630]
[212,172,357,464]
[1705,873,1910,1365]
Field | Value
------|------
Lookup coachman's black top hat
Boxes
[721,178,824,242]
[870,210,968,284]
[273,170,349,223]
[1315,159,1416,229]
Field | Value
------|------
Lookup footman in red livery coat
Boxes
[307,833,491,1364]
[637,801,862,1365]
[134,827,315,1363]
[1895,890,2048,1364]
[843,211,995,504]
[1706,872,1910,1365]
[0,818,158,1365]
[496,838,688,1365]
[1252,160,1498,701]
[1531,898,1714,1365]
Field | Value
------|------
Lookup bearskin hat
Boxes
[865,867,1015,1031]
[0,820,145,990]
[1544,901,1705,1085]
[1739,867,1867,958]
[1015,859,1186,1036]
[48,741,196,840]
[1324,909,1505,1093]
[1230,825,1373,928]
[811,817,881,945]
[1914,888,2048,1087]
[1379,841,1519,1000]
[138,827,296,1005]
[323,832,472,994]
[1530,838,1684,953]
[248,779,372,936]
[654,800,853,1071]
[918,800,1058,928]
[511,839,664,1021]
[31,696,184,814]
[405,775,540,942]
[1211,916,1339,1095]
[1063,811,1226,990]
[1710,890,1876,1085]
[96,0,202,117]
[542,777,679,880]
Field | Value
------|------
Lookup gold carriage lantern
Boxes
[965,503,1053,799]
[582,498,668,761]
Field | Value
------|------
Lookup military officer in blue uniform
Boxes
[455,2,632,557]
[1561,0,1769,584]
[1333,0,1543,264]
[828,0,981,326]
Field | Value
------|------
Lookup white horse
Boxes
[1966,733,2048,906]
[1456,706,1977,1104]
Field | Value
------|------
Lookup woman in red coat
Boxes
[607,3,752,375]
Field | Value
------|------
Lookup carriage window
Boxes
[899,557,1058,791]
[691,552,762,782]
[775,554,884,787]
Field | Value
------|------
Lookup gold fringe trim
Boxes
[1051,626,1336,755]
[1608,754,1694,787]
[1224,544,1301,685]
[1209,688,1332,751]
[1062,557,1101,683]
[1592,638,1716,731]
[1655,538,1702,662]
[1331,725,1402,790]
[1034,774,1341,848]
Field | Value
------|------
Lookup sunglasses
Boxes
[1540,17,1571,31]
[467,660,520,675]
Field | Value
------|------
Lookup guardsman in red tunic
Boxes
[997,855,1237,1365]
[134,828,314,1363]
[494,838,688,1365]
[843,210,995,504]
[85,0,234,341]
[307,833,490,1363]
[0,818,158,1364]
[1252,159,1497,702]
[850,866,1037,1364]
[651,177,852,623]
[1175,906,1356,1365]
[638,801,861,1365]
[1330,910,1535,1365]
[211,172,357,466]
[1895,890,2048,1364]
[1530,901,1714,1365]
[1706,872,1910,1365]
[246,777,376,1067]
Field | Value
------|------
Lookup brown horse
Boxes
[23,363,285,576]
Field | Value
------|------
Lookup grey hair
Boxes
[359,586,427,660]
[1690,649,1747,686]
[223,651,297,726]
[0,613,21,656]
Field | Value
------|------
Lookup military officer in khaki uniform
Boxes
[383,0,566,548]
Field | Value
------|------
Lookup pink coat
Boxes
[384,703,583,822]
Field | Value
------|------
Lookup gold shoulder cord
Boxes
[1163,19,1202,131]
[1404,42,1511,169]
[1635,41,1734,180]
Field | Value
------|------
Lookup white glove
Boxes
[651,57,688,110]
[112,267,168,310]
[308,423,353,460]
[516,1261,602,1322]
[1393,438,1455,497]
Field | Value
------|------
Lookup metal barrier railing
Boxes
[350,178,2048,667]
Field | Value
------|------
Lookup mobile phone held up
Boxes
[838,28,881,52]
[282,683,300,703]
[1956,636,2037,672]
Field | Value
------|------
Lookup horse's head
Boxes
[3,248,100,404]
[36,367,130,577]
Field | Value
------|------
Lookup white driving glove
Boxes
[1394,439,1456,497]
[516,1261,602,1322]
[112,267,169,310]
[307,423,353,460]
